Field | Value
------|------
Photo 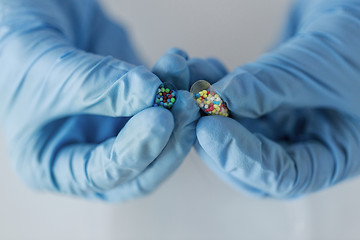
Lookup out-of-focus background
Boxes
[1,0,360,239]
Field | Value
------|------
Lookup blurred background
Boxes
[1,0,360,239]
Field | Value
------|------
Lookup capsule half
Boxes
[190,80,229,117]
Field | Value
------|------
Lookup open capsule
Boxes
[190,80,229,117]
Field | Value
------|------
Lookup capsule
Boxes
[153,82,177,110]
[190,80,229,117]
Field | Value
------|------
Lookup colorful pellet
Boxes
[153,83,177,110]
[190,80,229,117]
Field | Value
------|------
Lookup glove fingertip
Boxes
[152,54,190,90]
[206,57,228,75]
[143,107,175,132]
[188,57,226,86]
[165,47,189,60]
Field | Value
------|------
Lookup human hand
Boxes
[195,0,360,197]
[0,0,201,202]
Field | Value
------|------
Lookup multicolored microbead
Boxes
[190,80,229,117]
[153,83,176,110]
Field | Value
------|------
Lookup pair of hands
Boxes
[1,0,360,202]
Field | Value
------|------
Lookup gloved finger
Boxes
[51,107,174,194]
[67,64,161,117]
[152,51,190,90]
[47,49,162,118]
[164,47,189,60]
[194,140,268,198]
[196,114,354,198]
[101,91,200,202]
[213,6,360,119]
[24,46,161,119]
[188,57,228,86]
[205,57,228,77]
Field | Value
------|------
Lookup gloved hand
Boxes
[0,0,202,202]
[195,0,360,198]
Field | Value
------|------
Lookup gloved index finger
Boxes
[71,63,162,117]
[30,47,162,120]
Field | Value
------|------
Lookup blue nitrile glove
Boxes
[195,0,360,198]
[152,47,228,90]
[0,0,201,202]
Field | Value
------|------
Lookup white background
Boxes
[1,0,360,239]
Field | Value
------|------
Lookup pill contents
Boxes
[153,83,176,110]
[190,80,229,117]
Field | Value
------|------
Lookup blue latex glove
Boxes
[195,0,360,198]
[0,0,201,202]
